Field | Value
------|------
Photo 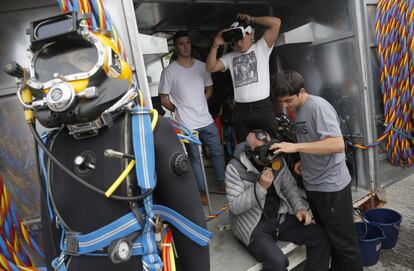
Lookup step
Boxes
[246,242,306,271]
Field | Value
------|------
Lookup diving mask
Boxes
[222,21,252,43]
[246,130,282,168]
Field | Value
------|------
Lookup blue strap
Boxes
[167,118,202,145]
[132,107,163,271]
[52,252,66,271]
[132,107,156,190]
[153,205,211,247]
[39,132,55,221]
[64,212,142,255]
[52,205,211,256]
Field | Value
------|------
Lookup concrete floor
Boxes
[204,165,414,271]
[364,174,414,271]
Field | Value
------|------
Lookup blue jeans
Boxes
[223,125,235,162]
[185,122,225,192]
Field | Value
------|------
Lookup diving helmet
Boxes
[24,12,133,134]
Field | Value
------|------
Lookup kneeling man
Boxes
[225,130,330,271]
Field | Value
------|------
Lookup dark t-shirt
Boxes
[261,185,280,220]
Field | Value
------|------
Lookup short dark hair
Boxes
[172,31,189,45]
[272,70,305,97]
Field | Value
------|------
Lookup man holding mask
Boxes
[207,13,281,143]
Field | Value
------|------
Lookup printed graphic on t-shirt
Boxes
[232,51,258,88]
[295,121,308,135]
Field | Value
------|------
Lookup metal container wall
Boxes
[0,2,59,220]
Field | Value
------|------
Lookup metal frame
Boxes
[27,28,105,90]
[352,0,377,192]
[310,32,355,46]
[195,135,213,215]
[120,0,153,108]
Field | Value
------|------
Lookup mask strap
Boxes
[252,129,269,144]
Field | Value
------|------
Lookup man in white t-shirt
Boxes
[207,13,281,143]
[159,31,226,205]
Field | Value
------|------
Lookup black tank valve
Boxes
[170,152,190,176]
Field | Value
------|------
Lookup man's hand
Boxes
[208,31,226,72]
[237,13,253,24]
[214,30,225,47]
[258,168,273,189]
[294,161,302,175]
[160,94,176,112]
[270,142,298,155]
[295,209,313,225]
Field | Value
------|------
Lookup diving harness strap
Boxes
[40,107,211,271]
[132,106,161,271]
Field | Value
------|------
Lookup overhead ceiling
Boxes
[133,0,303,47]
[135,0,272,34]
[0,0,308,48]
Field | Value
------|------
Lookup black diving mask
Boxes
[246,130,282,168]
[222,21,252,43]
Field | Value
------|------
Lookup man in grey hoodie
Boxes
[225,130,330,271]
